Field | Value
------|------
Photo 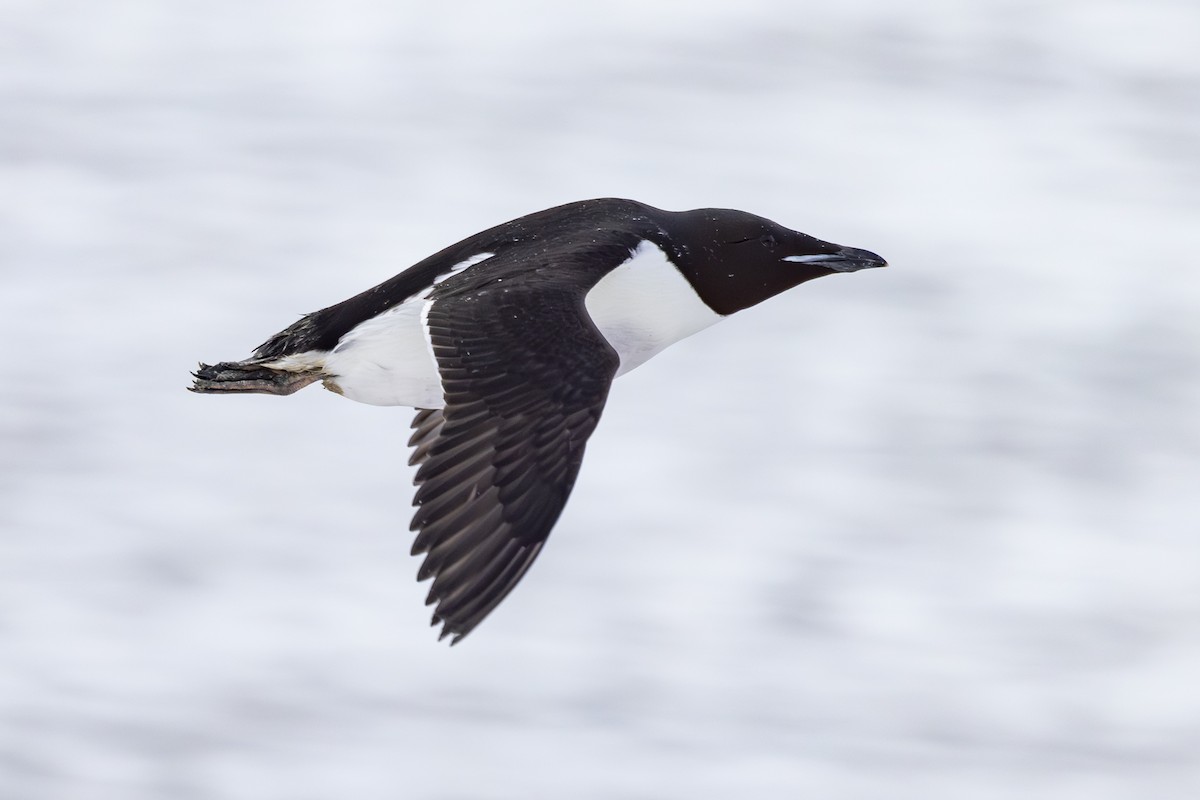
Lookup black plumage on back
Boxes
[253,199,659,360]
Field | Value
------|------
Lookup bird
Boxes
[191,198,886,643]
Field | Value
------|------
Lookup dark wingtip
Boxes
[435,620,457,644]
[429,611,466,645]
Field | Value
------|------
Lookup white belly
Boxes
[280,242,721,409]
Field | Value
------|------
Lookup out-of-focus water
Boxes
[2,2,1198,798]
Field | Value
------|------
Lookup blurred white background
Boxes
[2,1,1198,798]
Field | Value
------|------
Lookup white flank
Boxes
[316,253,495,408]
[322,294,444,407]
[584,240,722,377]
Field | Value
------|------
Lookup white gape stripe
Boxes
[584,240,722,376]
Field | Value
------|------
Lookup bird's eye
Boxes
[759,234,778,249]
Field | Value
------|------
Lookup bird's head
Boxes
[661,208,887,316]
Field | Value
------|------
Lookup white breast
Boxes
[584,240,723,376]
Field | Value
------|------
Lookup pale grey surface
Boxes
[2,2,1199,798]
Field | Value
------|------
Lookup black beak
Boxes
[784,246,888,273]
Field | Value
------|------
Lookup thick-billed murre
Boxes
[191,198,887,643]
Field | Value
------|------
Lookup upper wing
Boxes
[408,280,621,644]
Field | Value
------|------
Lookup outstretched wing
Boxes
[408,280,621,644]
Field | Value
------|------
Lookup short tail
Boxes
[190,359,321,396]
